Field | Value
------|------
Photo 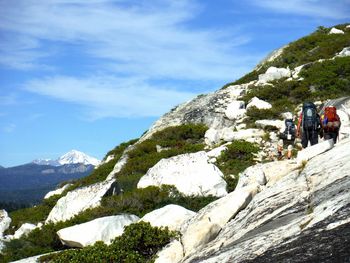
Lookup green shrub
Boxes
[217,141,259,192]
[39,222,178,263]
[1,221,71,262]
[7,195,61,235]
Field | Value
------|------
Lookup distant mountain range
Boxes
[32,149,101,166]
[0,150,100,208]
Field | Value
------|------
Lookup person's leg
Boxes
[324,133,332,141]
[332,132,338,144]
[310,130,318,146]
[301,129,308,148]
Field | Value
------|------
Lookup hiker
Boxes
[296,102,321,149]
[278,118,296,159]
[321,106,341,144]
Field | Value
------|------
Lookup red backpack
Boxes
[323,106,340,131]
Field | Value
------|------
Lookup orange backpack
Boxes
[323,106,340,131]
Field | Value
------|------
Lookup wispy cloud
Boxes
[2,123,16,133]
[248,0,350,19]
[0,0,253,78]
[24,75,198,119]
[1,0,259,119]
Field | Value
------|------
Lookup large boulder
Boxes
[140,205,196,232]
[221,128,265,142]
[204,128,221,146]
[182,138,350,263]
[255,119,285,131]
[155,185,259,263]
[137,151,228,197]
[246,97,272,110]
[46,179,119,223]
[0,210,11,238]
[224,100,246,120]
[257,67,291,84]
[57,214,139,248]
[329,27,344,34]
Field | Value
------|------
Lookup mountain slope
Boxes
[1,24,350,263]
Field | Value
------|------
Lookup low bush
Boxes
[6,195,61,235]
[217,141,259,192]
[39,222,178,263]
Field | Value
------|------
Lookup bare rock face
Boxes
[140,84,251,142]
[155,185,259,263]
[182,138,350,263]
[137,151,227,197]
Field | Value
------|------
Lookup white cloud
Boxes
[24,75,198,119]
[248,0,350,19]
[0,0,253,79]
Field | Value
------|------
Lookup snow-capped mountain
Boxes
[57,150,100,166]
[32,150,100,166]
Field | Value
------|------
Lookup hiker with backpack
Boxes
[278,118,296,159]
[296,102,322,149]
[321,106,341,144]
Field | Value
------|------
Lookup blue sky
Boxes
[1,0,349,167]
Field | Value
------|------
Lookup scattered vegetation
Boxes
[114,124,208,192]
[216,140,259,192]
[6,195,61,235]
[39,222,178,263]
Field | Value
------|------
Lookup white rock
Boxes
[206,143,230,158]
[281,112,293,120]
[13,223,37,239]
[329,27,344,34]
[336,47,350,57]
[0,210,11,238]
[46,179,118,223]
[230,128,265,141]
[255,120,285,132]
[292,65,304,78]
[180,185,259,256]
[297,139,334,164]
[155,239,184,263]
[106,153,129,180]
[346,25,350,29]
[220,127,235,142]
[44,184,73,199]
[235,123,247,130]
[137,151,228,197]
[57,215,139,248]
[205,128,220,146]
[237,161,300,189]
[258,67,291,83]
[246,97,272,110]
[140,205,196,232]
[104,154,115,163]
[225,100,246,120]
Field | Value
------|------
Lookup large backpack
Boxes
[302,102,318,130]
[323,106,340,132]
[283,119,296,141]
